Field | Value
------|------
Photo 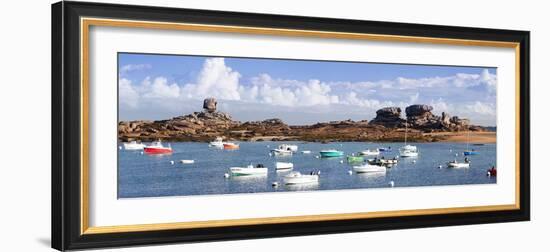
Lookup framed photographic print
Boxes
[52,1,530,250]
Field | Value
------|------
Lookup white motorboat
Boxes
[352,164,387,173]
[275,162,294,170]
[283,171,319,185]
[359,149,380,156]
[209,137,225,148]
[271,145,294,156]
[301,150,312,154]
[272,144,298,153]
[180,160,195,164]
[281,144,298,152]
[123,141,146,150]
[447,160,470,168]
[229,164,268,176]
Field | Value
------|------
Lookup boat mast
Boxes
[404,119,408,145]
[466,128,470,151]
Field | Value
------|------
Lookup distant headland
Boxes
[118,98,496,143]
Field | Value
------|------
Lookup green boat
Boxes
[319,149,344,158]
[347,155,364,163]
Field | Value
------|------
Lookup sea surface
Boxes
[118,141,496,198]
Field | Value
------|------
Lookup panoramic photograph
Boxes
[117,53,498,198]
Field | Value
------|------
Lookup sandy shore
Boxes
[425,131,496,143]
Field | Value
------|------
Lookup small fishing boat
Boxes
[223,142,239,150]
[378,147,392,152]
[346,155,365,163]
[352,164,386,173]
[275,162,294,170]
[301,150,312,154]
[229,164,268,176]
[271,145,293,156]
[319,149,344,158]
[180,160,194,164]
[123,141,146,150]
[283,144,299,152]
[359,149,380,156]
[273,144,298,152]
[143,140,172,154]
[447,159,470,168]
[368,158,398,166]
[283,171,319,185]
[209,137,225,148]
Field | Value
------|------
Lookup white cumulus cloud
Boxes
[119,78,139,108]
[181,58,241,100]
[118,57,497,125]
[119,64,152,75]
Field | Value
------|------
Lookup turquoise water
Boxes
[118,141,496,198]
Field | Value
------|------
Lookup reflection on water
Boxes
[285,182,320,191]
[118,141,496,198]
[356,171,386,180]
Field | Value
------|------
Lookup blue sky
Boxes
[119,53,497,126]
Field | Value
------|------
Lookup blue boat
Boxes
[463,131,479,156]
[463,150,479,156]
[319,149,344,158]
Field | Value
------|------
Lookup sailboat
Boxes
[399,120,418,157]
[463,130,479,156]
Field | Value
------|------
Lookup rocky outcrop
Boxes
[203,97,217,113]
[405,104,441,130]
[234,118,292,137]
[369,107,405,128]
[404,104,472,131]
[369,104,473,132]
[119,99,483,142]
[441,112,451,126]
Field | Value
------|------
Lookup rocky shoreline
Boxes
[118,98,493,143]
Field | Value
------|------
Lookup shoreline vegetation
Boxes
[118,98,496,143]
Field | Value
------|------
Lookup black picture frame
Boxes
[52,1,530,251]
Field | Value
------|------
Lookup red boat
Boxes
[487,166,497,176]
[143,141,173,154]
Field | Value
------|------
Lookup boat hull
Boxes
[368,159,398,165]
[229,167,268,176]
[272,149,292,156]
[223,143,239,150]
[359,150,380,156]
[284,175,319,184]
[347,156,365,163]
[399,151,418,157]
[275,162,293,170]
[447,162,470,168]
[352,164,386,173]
[143,147,172,154]
[319,151,344,157]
